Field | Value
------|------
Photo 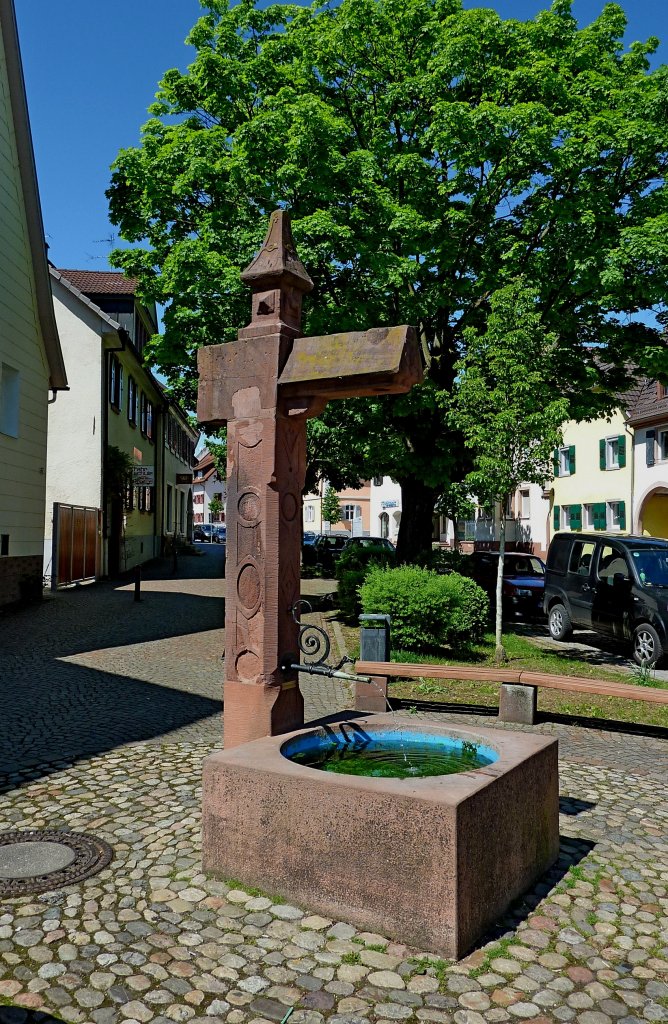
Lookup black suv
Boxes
[544,532,668,666]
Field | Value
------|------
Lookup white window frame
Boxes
[343,503,361,520]
[561,505,571,530]
[583,504,595,530]
[607,501,623,531]
[657,426,668,462]
[558,447,571,477]
[519,489,530,520]
[605,436,620,470]
[305,505,315,523]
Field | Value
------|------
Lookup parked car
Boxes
[194,524,214,542]
[212,524,226,544]
[343,536,395,555]
[544,531,668,666]
[302,532,351,573]
[466,550,546,619]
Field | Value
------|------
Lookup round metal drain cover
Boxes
[0,830,113,896]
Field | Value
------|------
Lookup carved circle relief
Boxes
[235,649,261,682]
[237,559,262,617]
[281,493,298,522]
[238,491,261,524]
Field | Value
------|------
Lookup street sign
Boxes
[132,466,155,486]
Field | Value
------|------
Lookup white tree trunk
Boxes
[495,509,506,663]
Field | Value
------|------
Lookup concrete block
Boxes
[499,683,538,725]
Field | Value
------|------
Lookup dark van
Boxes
[544,532,668,666]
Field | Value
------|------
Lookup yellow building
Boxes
[550,410,633,542]
[0,0,67,606]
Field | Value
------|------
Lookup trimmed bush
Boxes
[415,547,472,575]
[360,564,488,651]
[335,543,395,622]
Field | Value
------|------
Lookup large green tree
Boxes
[108,0,668,560]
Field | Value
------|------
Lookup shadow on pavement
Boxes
[0,661,222,792]
[0,1010,65,1024]
[471,835,597,952]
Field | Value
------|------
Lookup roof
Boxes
[50,268,123,334]
[0,0,67,390]
[56,270,138,296]
[625,378,668,426]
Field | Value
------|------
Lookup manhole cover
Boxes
[0,830,113,897]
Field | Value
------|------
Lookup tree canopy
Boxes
[108,0,668,557]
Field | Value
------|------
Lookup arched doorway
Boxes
[379,512,389,538]
[637,486,668,539]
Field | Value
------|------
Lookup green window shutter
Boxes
[599,439,606,470]
[570,504,582,530]
[568,445,576,474]
[647,429,656,467]
[618,501,626,530]
[618,435,626,468]
[553,448,560,476]
[553,505,560,531]
[594,502,606,530]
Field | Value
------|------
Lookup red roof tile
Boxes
[57,270,138,295]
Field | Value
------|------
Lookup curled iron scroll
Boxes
[290,599,331,666]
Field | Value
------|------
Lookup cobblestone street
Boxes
[0,548,666,1024]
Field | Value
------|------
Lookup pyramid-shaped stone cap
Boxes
[241,210,314,294]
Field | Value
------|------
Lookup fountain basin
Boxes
[282,725,499,778]
[202,715,559,957]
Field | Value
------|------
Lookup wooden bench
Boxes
[354,660,668,724]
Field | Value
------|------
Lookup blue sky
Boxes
[16,0,668,272]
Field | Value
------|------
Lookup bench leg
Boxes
[498,683,537,725]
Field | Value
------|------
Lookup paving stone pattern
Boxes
[0,549,666,1024]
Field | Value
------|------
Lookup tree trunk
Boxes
[495,507,507,663]
[395,478,438,563]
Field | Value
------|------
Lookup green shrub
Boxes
[360,564,488,651]
[335,543,395,622]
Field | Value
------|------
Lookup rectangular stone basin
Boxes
[202,715,559,957]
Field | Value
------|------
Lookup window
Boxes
[180,492,185,532]
[380,511,390,538]
[607,500,626,531]
[166,485,173,532]
[127,377,137,425]
[597,544,629,584]
[0,363,20,437]
[372,476,383,487]
[555,504,582,531]
[193,492,204,505]
[504,494,514,518]
[124,477,134,512]
[456,520,476,542]
[658,429,668,462]
[305,505,315,522]
[109,355,123,410]
[139,394,154,440]
[568,540,595,576]
[519,490,530,519]
[0,534,8,556]
[599,435,626,471]
[554,445,575,477]
[343,504,361,520]
[146,400,153,441]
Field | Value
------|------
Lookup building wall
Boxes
[0,27,49,602]
[44,281,104,574]
[193,469,226,525]
[105,341,162,571]
[633,423,668,538]
[551,412,632,539]
[163,416,196,537]
[370,477,402,542]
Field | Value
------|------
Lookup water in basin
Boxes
[282,728,497,779]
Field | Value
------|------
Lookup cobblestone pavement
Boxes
[0,550,666,1024]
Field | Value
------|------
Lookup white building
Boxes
[193,450,227,525]
[370,476,402,542]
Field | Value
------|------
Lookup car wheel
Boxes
[548,603,572,641]
[632,624,663,668]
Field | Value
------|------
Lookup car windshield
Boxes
[629,548,668,587]
[503,556,544,577]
